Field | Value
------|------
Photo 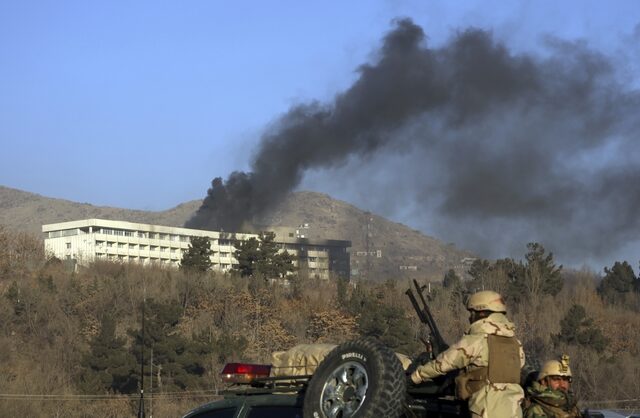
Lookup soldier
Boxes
[523,356,581,418]
[409,290,525,418]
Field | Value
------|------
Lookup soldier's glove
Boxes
[406,352,431,375]
[407,370,423,386]
[414,351,432,366]
[406,373,417,387]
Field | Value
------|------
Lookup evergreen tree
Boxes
[180,236,213,272]
[443,269,461,289]
[233,232,296,280]
[523,242,563,296]
[466,258,517,300]
[336,277,349,306]
[234,237,260,277]
[268,250,296,279]
[79,313,138,394]
[466,259,491,292]
[254,232,281,280]
[443,269,466,310]
[129,300,210,391]
[508,243,562,300]
[553,304,608,353]
[493,258,523,300]
[5,280,26,316]
[598,261,637,304]
[351,282,420,354]
[210,330,248,364]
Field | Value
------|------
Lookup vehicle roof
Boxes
[182,393,302,418]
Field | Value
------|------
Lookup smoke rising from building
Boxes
[187,18,640,266]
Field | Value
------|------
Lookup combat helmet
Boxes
[538,355,572,381]
[466,290,507,313]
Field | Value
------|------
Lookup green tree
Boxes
[233,232,296,280]
[466,258,517,300]
[254,232,280,279]
[442,269,466,310]
[336,277,349,306]
[129,300,210,391]
[443,269,461,289]
[553,304,608,353]
[358,302,417,352]
[467,244,562,303]
[349,282,419,353]
[522,242,563,296]
[494,258,524,301]
[5,280,26,316]
[267,251,296,279]
[78,313,138,394]
[466,259,491,292]
[597,261,637,304]
[234,237,261,277]
[211,330,248,364]
[180,236,213,272]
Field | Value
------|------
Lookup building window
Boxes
[66,243,71,249]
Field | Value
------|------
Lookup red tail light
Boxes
[221,363,272,383]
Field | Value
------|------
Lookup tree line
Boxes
[0,226,638,416]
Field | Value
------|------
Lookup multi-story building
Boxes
[42,219,351,279]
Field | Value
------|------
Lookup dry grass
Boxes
[0,228,639,415]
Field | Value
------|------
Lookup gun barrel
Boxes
[407,279,449,355]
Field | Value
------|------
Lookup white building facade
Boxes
[42,219,350,279]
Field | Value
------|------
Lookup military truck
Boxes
[182,281,604,418]
[182,336,464,418]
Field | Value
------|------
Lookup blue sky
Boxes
[1,0,639,268]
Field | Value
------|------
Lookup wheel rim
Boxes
[319,361,369,418]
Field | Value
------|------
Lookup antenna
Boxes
[137,287,146,418]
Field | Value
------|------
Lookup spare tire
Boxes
[303,337,406,418]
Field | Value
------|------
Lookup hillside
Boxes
[1,235,637,416]
[0,185,474,280]
[0,185,200,234]
[258,191,475,280]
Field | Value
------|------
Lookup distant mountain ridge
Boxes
[0,185,474,280]
[0,185,200,235]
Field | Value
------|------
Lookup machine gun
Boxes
[406,279,449,359]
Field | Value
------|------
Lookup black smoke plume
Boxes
[187,18,640,266]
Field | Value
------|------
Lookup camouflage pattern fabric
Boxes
[410,312,525,418]
[523,381,581,418]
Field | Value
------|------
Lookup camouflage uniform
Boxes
[523,381,581,418]
[410,312,525,418]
